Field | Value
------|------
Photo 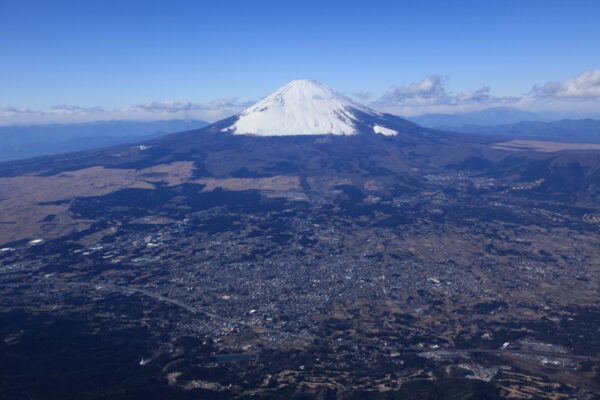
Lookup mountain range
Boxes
[4,87,600,163]
[406,107,549,128]
[444,118,600,143]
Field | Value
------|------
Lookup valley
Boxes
[2,134,600,398]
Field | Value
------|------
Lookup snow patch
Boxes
[373,124,398,136]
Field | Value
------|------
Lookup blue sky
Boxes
[1,0,599,124]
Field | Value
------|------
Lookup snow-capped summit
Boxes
[221,80,409,136]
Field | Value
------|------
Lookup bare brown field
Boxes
[0,161,309,245]
[0,161,195,245]
[194,175,301,193]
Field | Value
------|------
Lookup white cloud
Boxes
[351,91,374,102]
[532,69,600,99]
[373,75,520,116]
[371,71,600,117]
[0,98,252,126]
[456,86,492,102]
[379,75,450,106]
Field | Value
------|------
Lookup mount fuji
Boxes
[218,79,421,136]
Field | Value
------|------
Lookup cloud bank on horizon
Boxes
[374,68,600,117]
[0,98,253,126]
[2,69,600,126]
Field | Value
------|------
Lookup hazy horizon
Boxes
[1,1,600,125]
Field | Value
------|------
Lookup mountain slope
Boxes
[221,80,420,136]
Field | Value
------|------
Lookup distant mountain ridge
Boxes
[446,119,600,143]
[0,119,208,161]
[407,107,545,128]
